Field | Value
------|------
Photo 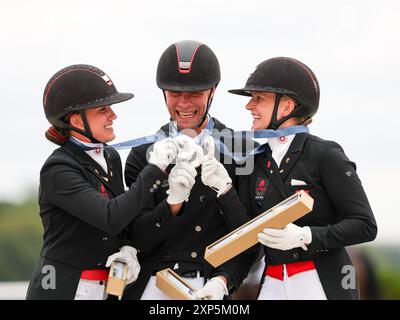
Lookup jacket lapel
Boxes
[278,133,308,182]
[255,132,309,199]
[104,147,124,196]
[63,141,121,197]
[256,145,288,199]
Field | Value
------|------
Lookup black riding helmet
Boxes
[43,64,134,141]
[229,57,320,130]
[156,40,221,127]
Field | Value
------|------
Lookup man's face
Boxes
[164,89,213,130]
[85,105,117,143]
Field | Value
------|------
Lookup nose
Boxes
[245,98,255,110]
[108,107,117,120]
[177,93,192,107]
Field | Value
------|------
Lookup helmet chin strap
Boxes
[196,91,213,129]
[66,110,101,143]
[267,93,306,130]
[163,90,176,126]
[197,85,217,129]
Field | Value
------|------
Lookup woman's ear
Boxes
[69,113,84,130]
[280,98,296,117]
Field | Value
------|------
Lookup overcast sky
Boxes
[1,0,399,244]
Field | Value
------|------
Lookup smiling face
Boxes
[245,92,297,130]
[245,92,276,130]
[70,105,117,143]
[164,89,213,131]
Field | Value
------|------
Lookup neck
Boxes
[276,117,299,129]
[70,130,92,143]
[195,116,209,134]
[179,116,209,138]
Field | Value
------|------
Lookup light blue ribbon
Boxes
[109,120,309,161]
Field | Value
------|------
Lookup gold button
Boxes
[95,169,99,174]
[191,251,197,258]
[279,169,284,173]
[195,225,202,232]
[286,157,290,163]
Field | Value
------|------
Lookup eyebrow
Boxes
[97,106,108,112]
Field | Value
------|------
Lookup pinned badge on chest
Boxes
[255,177,268,203]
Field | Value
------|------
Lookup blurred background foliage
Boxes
[0,196,399,299]
[0,198,42,281]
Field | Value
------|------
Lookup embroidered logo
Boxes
[255,177,268,202]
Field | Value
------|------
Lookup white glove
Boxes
[201,158,232,197]
[257,223,312,251]
[201,136,232,197]
[166,161,197,204]
[174,135,204,168]
[149,138,179,171]
[106,246,141,285]
[194,277,228,300]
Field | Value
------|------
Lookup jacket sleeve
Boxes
[215,187,253,230]
[211,245,262,292]
[129,195,179,253]
[306,142,377,255]
[41,162,167,236]
[125,144,151,187]
[124,145,179,253]
[212,175,262,291]
[213,155,254,230]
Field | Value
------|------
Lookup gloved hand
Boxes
[194,277,228,300]
[174,135,204,168]
[201,136,232,197]
[106,246,141,285]
[148,138,179,171]
[257,223,312,251]
[166,160,197,204]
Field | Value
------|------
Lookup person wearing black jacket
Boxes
[26,64,166,299]
[123,40,258,300]
[224,57,378,299]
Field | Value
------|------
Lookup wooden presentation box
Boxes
[156,268,205,300]
[204,190,314,268]
[106,261,128,297]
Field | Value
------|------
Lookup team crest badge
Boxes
[255,177,268,202]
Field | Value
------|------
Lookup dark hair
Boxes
[45,125,70,146]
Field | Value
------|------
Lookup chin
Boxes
[103,135,115,143]
[177,121,196,130]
